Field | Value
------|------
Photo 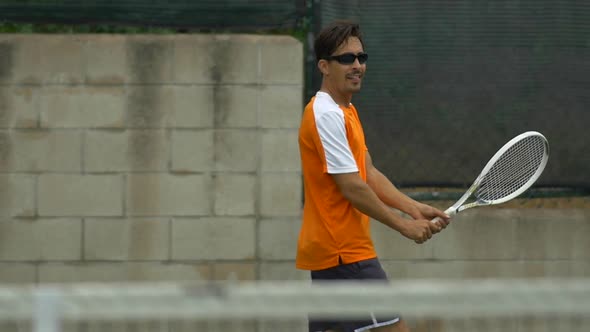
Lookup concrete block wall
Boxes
[374,208,590,280]
[0,34,587,288]
[0,34,303,283]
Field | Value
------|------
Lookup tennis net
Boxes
[1,278,589,331]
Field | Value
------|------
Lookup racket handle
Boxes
[431,217,444,224]
[430,208,455,224]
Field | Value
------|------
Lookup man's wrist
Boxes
[405,202,422,219]
[387,211,409,233]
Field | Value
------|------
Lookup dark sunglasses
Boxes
[324,52,368,65]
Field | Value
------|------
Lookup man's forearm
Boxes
[340,179,409,233]
[367,168,419,217]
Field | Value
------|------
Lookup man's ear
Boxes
[317,59,329,76]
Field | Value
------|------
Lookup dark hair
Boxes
[314,20,364,63]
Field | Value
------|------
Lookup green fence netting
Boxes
[313,0,590,189]
[0,0,306,30]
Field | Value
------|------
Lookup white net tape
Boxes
[0,278,588,332]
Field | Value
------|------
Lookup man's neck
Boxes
[319,85,352,108]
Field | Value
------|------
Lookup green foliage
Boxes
[0,22,177,34]
[266,28,307,43]
[0,21,307,41]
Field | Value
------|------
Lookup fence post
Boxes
[33,287,61,332]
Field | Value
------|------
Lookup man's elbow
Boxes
[331,172,369,202]
[339,180,370,203]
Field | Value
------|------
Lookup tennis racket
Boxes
[432,131,549,223]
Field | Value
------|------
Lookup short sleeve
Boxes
[315,111,359,174]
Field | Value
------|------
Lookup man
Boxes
[297,20,451,332]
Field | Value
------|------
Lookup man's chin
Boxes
[349,84,362,93]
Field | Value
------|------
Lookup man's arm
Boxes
[365,151,450,226]
[331,172,440,243]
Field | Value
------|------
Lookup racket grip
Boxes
[430,208,455,224]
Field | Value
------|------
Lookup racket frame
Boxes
[441,131,549,217]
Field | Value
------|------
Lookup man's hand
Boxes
[410,203,451,234]
[400,219,441,244]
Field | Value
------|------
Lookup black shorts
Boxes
[309,257,400,332]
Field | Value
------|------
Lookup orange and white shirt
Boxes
[296,91,377,271]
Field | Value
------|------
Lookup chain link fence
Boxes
[313,0,590,190]
[0,0,307,30]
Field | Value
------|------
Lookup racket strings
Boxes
[476,136,546,202]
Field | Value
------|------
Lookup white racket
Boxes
[432,131,549,223]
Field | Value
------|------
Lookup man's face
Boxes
[322,37,366,95]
